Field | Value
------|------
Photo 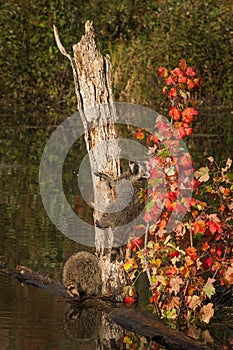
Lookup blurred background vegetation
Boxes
[0,0,233,121]
[0,0,232,285]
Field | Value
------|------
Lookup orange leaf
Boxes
[200,303,214,324]
[193,221,206,235]
[224,267,233,284]
[124,258,138,272]
[179,59,187,71]
[201,241,210,252]
[186,247,198,261]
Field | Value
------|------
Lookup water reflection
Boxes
[0,109,233,349]
[0,275,73,350]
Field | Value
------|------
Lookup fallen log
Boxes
[0,265,213,350]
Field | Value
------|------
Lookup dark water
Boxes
[0,108,233,349]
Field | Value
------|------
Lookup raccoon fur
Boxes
[95,160,149,229]
[63,251,102,298]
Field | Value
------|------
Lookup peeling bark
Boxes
[54,21,127,295]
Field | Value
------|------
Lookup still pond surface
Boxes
[0,108,233,349]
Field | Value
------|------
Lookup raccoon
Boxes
[63,251,102,298]
[95,160,149,229]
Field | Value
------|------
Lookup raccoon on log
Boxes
[95,160,149,229]
[63,251,102,298]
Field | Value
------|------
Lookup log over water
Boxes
[0,265,212,350]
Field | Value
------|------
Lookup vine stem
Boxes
[135,223,161,317]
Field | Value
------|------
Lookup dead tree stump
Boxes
[54,21,127,296]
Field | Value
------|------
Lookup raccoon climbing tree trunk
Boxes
[54,21,127,295]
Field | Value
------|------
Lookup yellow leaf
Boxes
[123,336,132,345]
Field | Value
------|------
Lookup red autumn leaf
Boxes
[165,265,178,277]
[182,116,194,125]
[203,257,213,269]
[151,290,160,304]
[193,179,201,189]
[165,76,174,85]
[178,74,187,84]
[135,129,145,140]
[169,106,181,120]
[207,221,222,234]
[158,66,168,77]
[131,237,143,248]
[216,247,222,257]
[182,107,198,119]
[124,296,136,307]
[170,250,179,259]
[176,126,187,139]
[186,66,196,77]
[168,87,177,99]
[223,187,231,197]
[171,67,185,77]
[185,127,193,136]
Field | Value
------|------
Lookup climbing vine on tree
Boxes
[123,59,233,324]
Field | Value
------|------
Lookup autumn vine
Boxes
[123,59,233,325]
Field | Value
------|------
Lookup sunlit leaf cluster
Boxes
[123,61,233,324]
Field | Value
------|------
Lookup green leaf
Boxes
[158,149,171,158]
[146,200,156,210]
[194,167,210,182]
[225,172,233,182]
[149,177,163,187]
[203,278,216,299]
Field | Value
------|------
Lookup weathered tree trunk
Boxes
[54,21,126,295]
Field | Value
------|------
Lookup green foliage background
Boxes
[1,0,233,118]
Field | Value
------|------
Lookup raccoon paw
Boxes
[66,284,80,298]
